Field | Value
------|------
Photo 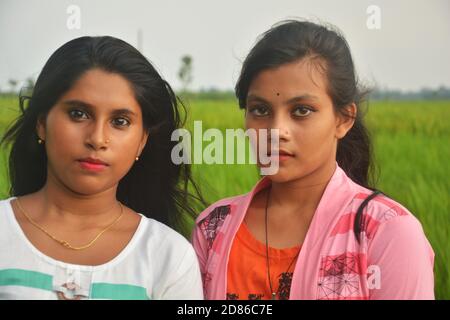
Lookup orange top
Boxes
[226,222,301,300]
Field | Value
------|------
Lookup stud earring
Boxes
[135,156,139,161]
[38,138,44,144]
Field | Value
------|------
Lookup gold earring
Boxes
[135,156,139,161]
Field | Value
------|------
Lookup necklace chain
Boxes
[264,187,301,300]
[15,198,124,251]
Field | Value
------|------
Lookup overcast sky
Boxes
[1,0,449,92]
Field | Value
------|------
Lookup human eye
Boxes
[68,109,89,120]
[292,105,315,117]
[248,104,270,117]
[112,117,130,128]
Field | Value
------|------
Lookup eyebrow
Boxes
[285,94,319,104]
[247,93,319,105]
[62,99,137,117]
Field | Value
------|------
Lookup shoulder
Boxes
[138,217,198,266]
[345,179,414,223]
[348,185,429,245]
[338,176,428,241]
[141,217,193,251]
[359,191,415,225]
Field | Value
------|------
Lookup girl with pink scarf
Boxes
[192,20,434,300]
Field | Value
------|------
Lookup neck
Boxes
[33,170,120,225]
[269,161,337,216]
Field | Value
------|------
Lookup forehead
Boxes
[248,58,329,98]
[58,68,141,113]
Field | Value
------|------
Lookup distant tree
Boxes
[178,55,193,93]
[8,79,18,93]
[369,85,450,100]
[25,77,35,90]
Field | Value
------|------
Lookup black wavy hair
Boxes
[1,36,205,236]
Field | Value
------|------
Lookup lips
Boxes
[267,149,294,157]
[77,157,109,172]
[279,150,294,156]
[266,149,295,162]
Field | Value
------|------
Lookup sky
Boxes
[0,0,449,92]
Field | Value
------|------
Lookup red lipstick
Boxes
[77,157,109,172]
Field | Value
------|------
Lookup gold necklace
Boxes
[15,198,124,250]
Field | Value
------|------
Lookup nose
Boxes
[85,120,109,150]
[269,113,290,142]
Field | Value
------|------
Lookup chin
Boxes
[64,178,111,196]
[69,185,106,196]
[261,165,300,184]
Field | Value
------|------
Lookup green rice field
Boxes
[0,96,448,299]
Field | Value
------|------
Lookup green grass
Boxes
[0,96,448,299]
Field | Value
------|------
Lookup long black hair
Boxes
[235,20,377,189]
[1,36,205,236]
